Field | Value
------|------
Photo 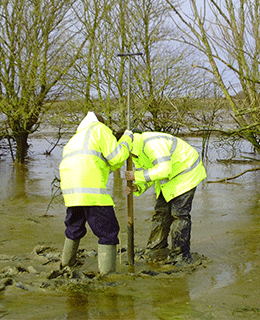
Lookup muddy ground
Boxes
[0,134,260,319]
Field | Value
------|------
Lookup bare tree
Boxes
[66,0,200,133]
[165,0,260,154]
[117,0,198,132]
[0,0,86,163]
[67,0,114,112]
[68,0,134,128]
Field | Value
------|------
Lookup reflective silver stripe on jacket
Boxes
[136,167,152,183]
[120,140,130,149]
[160,156,202,185]
[143,169,151,182]
[62,187,109,195]
[143,135,178,156]
[63,123,101,160]
[124,131,133,140]
[153,156,171,166]
[177,155,201,177]
[142,135,178,182]
[106,141,130,161]
[62,149,103,160]
[62,123,129,165]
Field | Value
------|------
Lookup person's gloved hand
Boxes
[125,170,135,180]
[125,184,138,195]
[124,130,133,141]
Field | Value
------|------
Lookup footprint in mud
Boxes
[33,244,61,265]
[0,245,210,293]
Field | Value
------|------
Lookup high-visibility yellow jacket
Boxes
[132,132,207,202]
[59,121,132,207]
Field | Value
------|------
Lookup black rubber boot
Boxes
[170,217,191,257]
[146,193,173,251]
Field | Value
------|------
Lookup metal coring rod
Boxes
[117,52,143,265]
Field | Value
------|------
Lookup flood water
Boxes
[0,131,260,319]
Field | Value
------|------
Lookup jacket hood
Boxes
[77,111,99,132]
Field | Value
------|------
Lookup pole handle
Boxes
[117,52,143,57]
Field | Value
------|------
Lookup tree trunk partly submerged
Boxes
[14,131,29,164]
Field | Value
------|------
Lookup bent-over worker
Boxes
[125,131,206,263]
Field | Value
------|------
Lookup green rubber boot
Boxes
[98,244,116,275]
[61,238,80,267]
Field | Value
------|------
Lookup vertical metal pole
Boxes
[126,56,134,265]
[117,52,143,266]
[127,56,131,131]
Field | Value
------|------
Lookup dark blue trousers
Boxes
[64,206,120,245]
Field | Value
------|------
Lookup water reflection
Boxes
[0,136,260,319]
[65,291,135,320]
[64,277,191,320]
[213,263,236,289]
[9,164,28,199]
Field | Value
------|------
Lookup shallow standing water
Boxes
[0,133,260,319]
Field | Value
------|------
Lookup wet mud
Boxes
[0,134,260,319]
[0,245,209,293]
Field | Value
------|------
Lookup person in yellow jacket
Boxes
[125,132,207,263]
[59,111,133,273]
